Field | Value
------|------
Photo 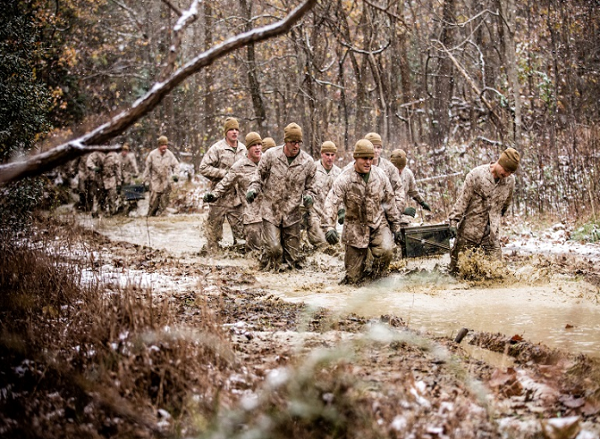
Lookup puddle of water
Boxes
[76,213,600,358]
[272,272,600,357]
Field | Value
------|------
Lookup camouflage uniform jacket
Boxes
[198,139,247,208]
[86,152,106,185]
[212,156,261,225]
[248,145,317,228]
[143,148,179,193]
[102,152,122,190]
[376,157,406,212]
[448,164,515,245]
[313,160,341,220]
[120,153,139,185]
[400,166,424,204]
[343,158,405,211]
[323,166,402,248]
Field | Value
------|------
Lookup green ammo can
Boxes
[399,223,452,258]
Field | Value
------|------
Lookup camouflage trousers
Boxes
[302,208,327,248]
[148,190,170,217]
[244,222,263,253]
[449,232,502,274]
[205,204,244,250]
[343,224,394,284]
[261,220,302,270]
[104,187,119,216]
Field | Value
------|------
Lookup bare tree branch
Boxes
[161,0,183,17]
[0,0,318,185]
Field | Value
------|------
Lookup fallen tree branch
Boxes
[0,0,318,185]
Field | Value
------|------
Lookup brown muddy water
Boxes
[77,211,600,358]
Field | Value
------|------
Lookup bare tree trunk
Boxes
[203,1,216,149]
[240,0,266,129]
[430,0,455,149]
[498,0,522,148]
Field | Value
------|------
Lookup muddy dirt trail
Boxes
[78,211,600,359]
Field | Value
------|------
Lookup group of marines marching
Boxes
[74,116,521,285]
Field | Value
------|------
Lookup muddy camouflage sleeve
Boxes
[448,170,475,227]
[198,145,227,181]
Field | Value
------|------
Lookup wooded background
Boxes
[2,0,599,219]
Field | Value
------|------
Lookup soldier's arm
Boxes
[407,171,424,204]
[248,155,269,194]
[382,177,402,231]
[212,168,238,198]
[389,167,407,212]
[143,154,152,183]
[323,178,344,229]
[303,158,318,200]
[198,146,226,181]
[448,172,473,226]
[501,180,515,216]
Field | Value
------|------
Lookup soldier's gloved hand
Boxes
[420,201,431,211]
[116,185,121,192]
[172,175,179,182]
[449,225,458,238]
[144,182,150,192]
[94,167,101,173]
[203,192,216,203]
[337,208,346,225]
[303,195,313,207]
[325,228,339,245]
[404,206,416,217]
[246,189,257,203]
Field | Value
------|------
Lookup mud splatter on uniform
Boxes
[199,138,247,249]
[448,163,515,271]
[212,156,262,252]
[324,165,402,283]
[248,145,317,269]
[143,148,179,216]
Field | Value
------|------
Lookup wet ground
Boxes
[75,209,600,358]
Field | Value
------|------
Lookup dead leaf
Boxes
[489,367,523,397]
[565,324,574,329]
[540,416,580,439]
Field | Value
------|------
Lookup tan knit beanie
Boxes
[283,123,303,143]
[353,139,375,158]
[320,141,337,154]
[223,117,240,136]
[157,135,168,146]
[364,132,383,146]
[498,147,521,173]
[390,149,407,170]
[262,137,276,152]
[245,132,262,149]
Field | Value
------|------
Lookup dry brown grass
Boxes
[0,217,236,438]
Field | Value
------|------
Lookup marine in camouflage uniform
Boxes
[389,149,432,222]
[247,123,317,270]
[143,135,179,217]
[447,148,520,273]
[119,143,140,214]
[365,132,406,214]
[198,117,247,251]
[119,143,139,185]
[303,141,342,248]
[86,151,106,217]
[75,153,94,212]
[323,139,403,284]
[102,150,123,216]
[204,132,263,253]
